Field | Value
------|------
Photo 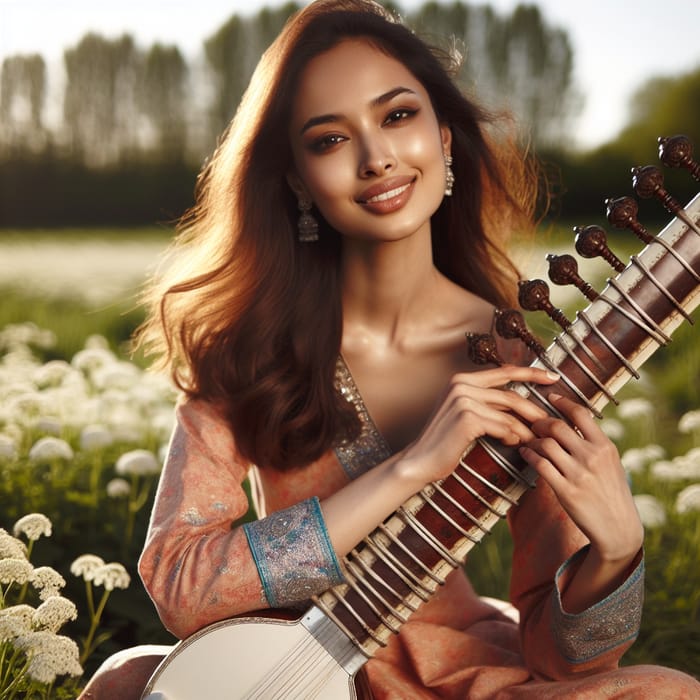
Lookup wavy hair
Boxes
[135,0,540,471]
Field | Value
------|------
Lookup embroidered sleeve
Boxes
[243,497,344,608]
[551,546,644,663]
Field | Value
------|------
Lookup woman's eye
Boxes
[309,134,346,153]
[384,108,418,125]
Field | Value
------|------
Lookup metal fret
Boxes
[344,559,408,623]
[379,522,448,583]
[431,480,490,534]
[576,309,640,379]
[450,470,509,518]
[324,586,387,647]
[630,254,695,322]
[553,335,618,404]
[458,457,519,505]
[478,439,536,488]
[398,506,462,568]
[604,278,671,344]
[418,486,482,543]
[341,567,401,634]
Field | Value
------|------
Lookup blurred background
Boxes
[1,0,699,691]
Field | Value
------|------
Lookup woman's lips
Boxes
[357,176,416,214]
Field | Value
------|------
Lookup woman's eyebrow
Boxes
[299,86,418,135]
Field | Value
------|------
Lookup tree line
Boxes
[0,1,698,227]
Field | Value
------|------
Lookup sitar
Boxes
[142,135,700,699]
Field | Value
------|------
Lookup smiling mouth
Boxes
[364,183,412,204]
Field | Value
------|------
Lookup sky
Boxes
[1,0,699,149]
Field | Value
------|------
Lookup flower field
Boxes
[0,231,699,695]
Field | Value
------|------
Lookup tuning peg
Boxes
[605,196,654,244]
[546,253,599,301]
[518,279,571,329]
[658,135,700,181]
[494,308,546,358]
[465,332,503,366]
[631,165,685,217]
[573,225,626,272]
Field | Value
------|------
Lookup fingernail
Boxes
[545,370,560,380]
[549,392,562,401]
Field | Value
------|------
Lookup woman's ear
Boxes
[286,171,309,201]
[440,125,452,156]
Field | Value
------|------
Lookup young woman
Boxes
[80,0,700,697]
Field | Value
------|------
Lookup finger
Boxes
[451,395,538,444]
[518,444,569,489]
[547,394,607,444]
[455,365,560,389]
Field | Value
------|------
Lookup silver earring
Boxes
[444,154,455,197]
[297,197,319,242]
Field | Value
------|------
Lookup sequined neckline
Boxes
[334,355,392,480]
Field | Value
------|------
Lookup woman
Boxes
[80,0,700,697]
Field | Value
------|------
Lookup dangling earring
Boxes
[297,197,319,242]
[444,154,455,197]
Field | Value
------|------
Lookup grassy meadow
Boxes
[0,227,698,696]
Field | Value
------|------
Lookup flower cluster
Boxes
[0,514,132,697]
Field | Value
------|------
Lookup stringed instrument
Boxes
[141,135,700,699]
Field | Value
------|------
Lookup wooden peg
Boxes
[605,196,653,244]
[518,279,571,329]
[658,135,700,181]
[465,332,503,366]
[494,308,546,358]
[546,253,599,301]
[631,165,685,217]
[573,225,626,272]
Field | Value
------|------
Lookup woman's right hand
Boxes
[397,365,559,490]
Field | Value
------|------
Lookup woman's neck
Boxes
[340,231,446,352]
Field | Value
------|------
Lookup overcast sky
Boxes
[1,0,699,149]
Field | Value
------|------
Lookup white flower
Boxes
[641,444,665,462]
[115,449,160,476]
[633,494,667,528]
[29,436,74,463]
[35,416,63,435]
[0,529,28,559]
[92,562,131,591]
[84,334,110,350]
[70,554,105,581]
[0,605,35,641]
[92,361,140,391]
[599,418,624,441]
[621,448,647,474]
[106,478,131,499]
[32,360,73,389]
[0,557,34,584]
[678,409,700,434]
[0,433,18,460]
[13,513,52,542]
[675,483,700,514]
[617,398,655,420]
[30,566,66,600]
[33,596,78,633]
[14,631,83,683]
[79,424,114,451]
[71,346,116,375]
[650,460,682,481]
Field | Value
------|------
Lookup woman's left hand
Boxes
[518,393,644,564]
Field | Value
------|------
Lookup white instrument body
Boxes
[142,606,367,700]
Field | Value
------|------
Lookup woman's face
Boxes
[288,39,451,244]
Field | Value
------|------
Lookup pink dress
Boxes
[80,359,700,699]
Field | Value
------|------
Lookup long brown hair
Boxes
[136,0,539,471]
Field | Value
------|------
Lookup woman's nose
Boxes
[358,133,396,178]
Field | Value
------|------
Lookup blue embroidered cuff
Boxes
[551,546,644,663]
[243,497,345,608]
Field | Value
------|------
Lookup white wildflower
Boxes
[599,418,624,441]
[92,361,140,391]
[0,433,18,460]
[15,631,83,683]
[29,436,74,463]
[0,557,34,584]
[80,424,114,451]
[0,529,28,559]
[675,448,700,479]
[650,460,683,481]
[92,562,131,591]
[0,605,34,641]
[71,346,117,374]
[633,494,667,528]
[84,334,110,350]
[675,483,700,514]
[33,596,78,633]
[106,478,131,499]
[617,398,655,420]
[70,554,105,581]
[641,444,665,462]
[115,449,160,476]
[30,566,66,600]
[32,360,73,389]
[621,447,647,474]
[678,409,700,434]
[13,513,52,541]
[35,416,63,435]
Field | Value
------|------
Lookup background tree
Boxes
[0,54,47,154]
[63,34,142,166]
[138,44,188,163]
